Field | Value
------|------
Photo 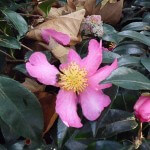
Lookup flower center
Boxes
[59,62,88,93]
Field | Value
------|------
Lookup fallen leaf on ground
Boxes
[37,92,58,135]
[39,39,70,63]
[84,0,124,25]
[27,9,85,45]
[22,78,45,93]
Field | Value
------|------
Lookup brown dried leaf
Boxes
[84,0,124,25]
[22,78,45,93]
[39,40,70,63]
[37,92,58,135]
[48,7,66,18]
[26,9,85,45]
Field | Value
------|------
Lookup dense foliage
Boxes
[0,0,149,149]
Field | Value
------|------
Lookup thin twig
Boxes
[21,44,33,51]
[6,58,25,63]
[19,13,42,18]
[0,49,15,59]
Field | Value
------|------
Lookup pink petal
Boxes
[28,52,48,65]
[88,59,118,90]
[59,49,82,70]
[26,52,59,85]
[41,29,70,45]
[79,87,111,121]
[138,100,150,122]
[134,96,148,111]
[81,39,102,76]
[99,83,112,90]
[56,89,83,128]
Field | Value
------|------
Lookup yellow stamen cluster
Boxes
[59,62,88,94]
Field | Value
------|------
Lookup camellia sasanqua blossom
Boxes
[26,31,118,128]
[134,94,150,123]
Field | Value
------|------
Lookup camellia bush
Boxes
[0,0,150,149]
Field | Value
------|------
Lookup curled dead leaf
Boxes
[27,9,85,45]
[22,78,45,93]
[84,0,124,25]
[37,92,58,135]
[39,39,70,63]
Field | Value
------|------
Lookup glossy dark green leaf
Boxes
[118,30,150,46]
[143,13,150,23]
[0,35,21,49]
[135,1,150,8]
[96,109,138,138]
[2,9,28,37]
[93,86,119,137]
[102,24,122,43]
[65,140,87,150]
[87,141,123,150]
[102,67,150,90]
[7,141,24,150]
[102,51,120,63]
[103,24,117,34]
[13,64,27,75]
[140,31,150,36]
[118,56,141,67]
[113,42,144,55]
[140,139,150,150]
[0,118,19,143]
[0,145,7,150]
[102,33,122,44]
[0,76,43,141]
[39,0,55,17]
[122,22,149,31]
[141,57,150,72]
[57,119,68,148]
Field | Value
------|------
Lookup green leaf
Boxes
[141,57,150,72]
[2,9,28,38]
[135,1,150,8]
[65,140,87,150]
[57,118,68,148]
[122,22,150,31]
[102,67,150,90]
[0,35,21,49]
[143,13,150,23]
[102,51,120,63]
[103,23,117,34]
[118,30,150,46]
[118,56,141,67]
[113,41,144,55]
[0,118,19,143]
[94,86,119,137]
[39,0,55,17]
[96,109,138,138]
[0,76,44,141]
[13,64,27,75]
[87,141,123,150]
[0,145,7,150]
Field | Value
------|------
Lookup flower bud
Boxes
[134,95,150,122]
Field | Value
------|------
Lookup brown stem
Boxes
[19,13,41,18]
[0,49,15,59]
[21,44,33,51]
[138,122,143,141]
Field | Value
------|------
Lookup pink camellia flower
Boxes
[26,39,118,128]
[134,95,150,123]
